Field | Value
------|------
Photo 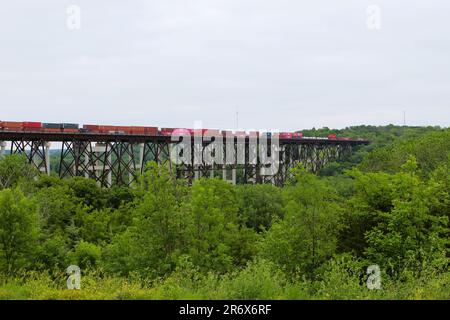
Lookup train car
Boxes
[98,125,118,134]
[115,126,132,134]
[23,122,42,131]
[130,126,145,135]
[62,123,79,128]
[4,122,25,131]
[199,129,208,136]
[203,129,221,137]
[61,123,79,133]
[2,121,25,131]
[172,128,191,136]
[234,131,247,138]
[43,123,61,130]
[144,127,158,135]
[43,124,61,132]
[328,134,337,140]
[43,123,79,133]
[293,132,303,139]
[83,125,100,133]
[62,123,79,129]
[280,132,293,139]
[160,128,174,136]
[248,131,259,138]
[186,128,208,136]
[221,130,234,137]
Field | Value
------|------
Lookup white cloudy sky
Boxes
[0,0,449,131]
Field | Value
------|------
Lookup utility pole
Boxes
[236,106,239,130]
[403,111,406,126]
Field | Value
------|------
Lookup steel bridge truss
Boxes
[7,139,51,174]
[0,135,363,187]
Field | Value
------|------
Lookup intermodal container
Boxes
[173,128,191,136]
[293,132,303,138]
[62,123,79,129]
[280,132,293,139]
[204,129,221,137]
[43,123,61,129]
[160,128,174,136]
[23,122,42,129]
[2,121,23,128]
[130,126,145,135]
[144,127,158,135]
[328,134,337,140]
[83,125,100,132]
[99,125,117,133]
[116,126,131,133]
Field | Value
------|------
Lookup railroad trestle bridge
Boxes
[0,131,369,187]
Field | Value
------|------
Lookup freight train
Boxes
[0,121,351,141]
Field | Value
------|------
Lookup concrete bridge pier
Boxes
[0,141,6,157]
[222,167,237,185]
[194,165,199,180]
[43,142,51,175]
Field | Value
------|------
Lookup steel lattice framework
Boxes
[0,131,369,187]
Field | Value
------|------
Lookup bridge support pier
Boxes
[194,165,200,180]
[0,141,6,157]
[40,142,51,175]
[131,143,145,185]
[137,143,145,172]
[84,143,112,187]
[222,167,236,185]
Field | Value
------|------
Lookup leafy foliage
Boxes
[0,189,39,274]
[261,167,343,276]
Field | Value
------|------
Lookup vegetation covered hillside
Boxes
[0,126,448,300]
[308,125,445,175]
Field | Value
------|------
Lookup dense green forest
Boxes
[0,125,448,300]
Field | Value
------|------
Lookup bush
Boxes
[69,241,101,269]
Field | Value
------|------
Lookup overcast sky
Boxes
[1,0,449,131]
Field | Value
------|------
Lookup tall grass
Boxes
[0,259,448,300]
